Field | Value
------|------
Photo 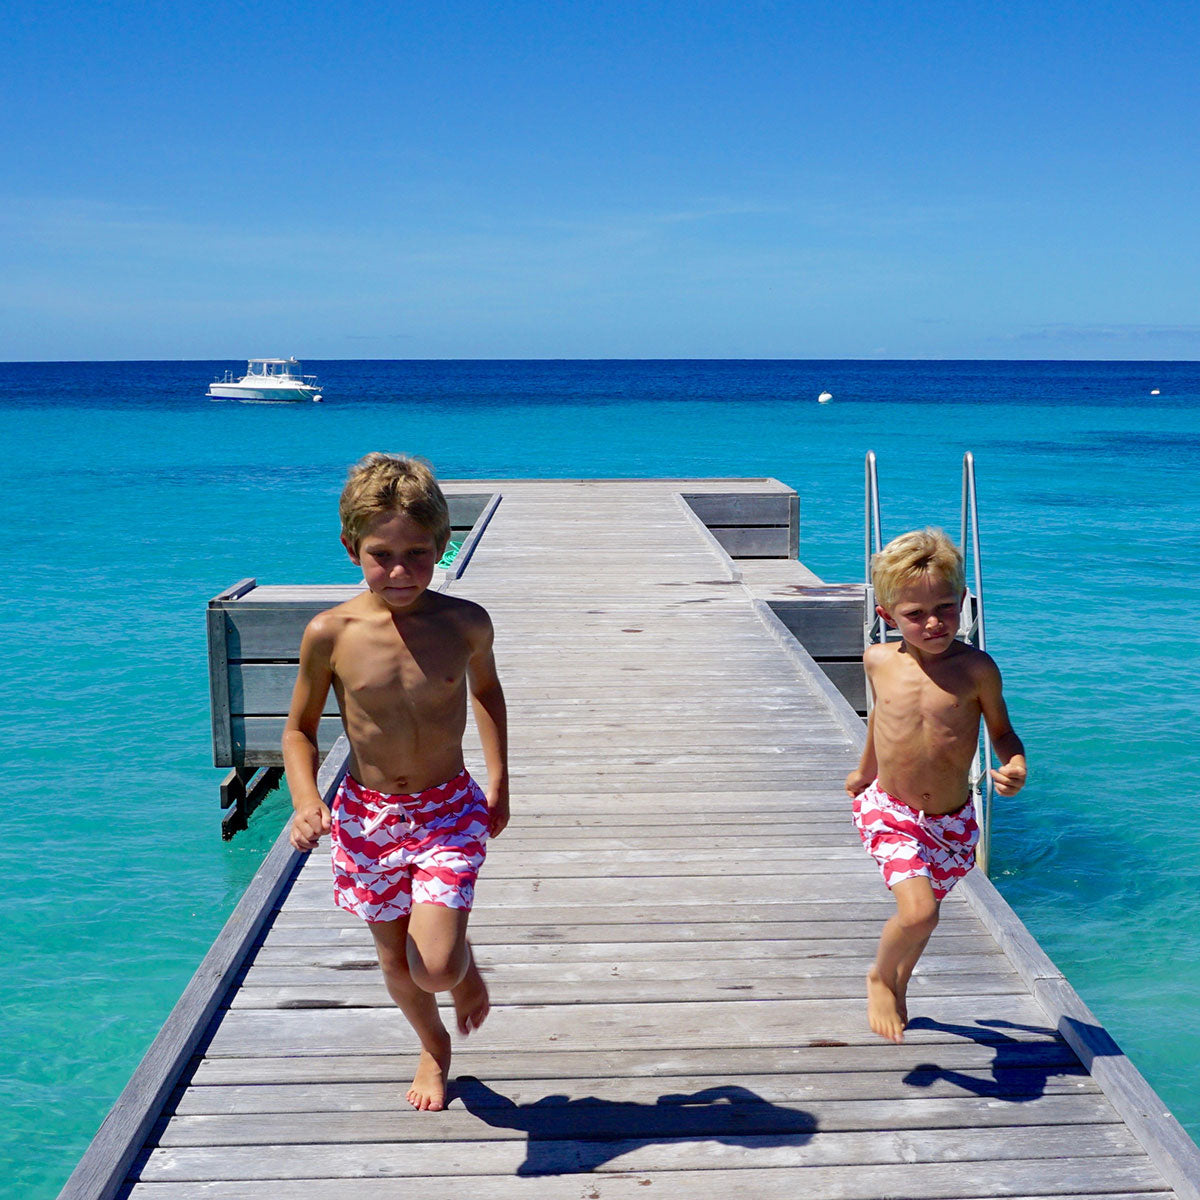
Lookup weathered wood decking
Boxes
[64,479,1200,1199]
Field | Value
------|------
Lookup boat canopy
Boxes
[247,358,302,376]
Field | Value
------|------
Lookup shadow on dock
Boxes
[455,1078,817,1175]
[904,1016,1096,1101]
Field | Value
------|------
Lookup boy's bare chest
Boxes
[875,661,977,731]
[335,622,468,709]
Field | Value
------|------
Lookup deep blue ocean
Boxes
[3,359,1198,1196]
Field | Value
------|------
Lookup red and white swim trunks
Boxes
[330,769,489,923]
[852,780,978,900]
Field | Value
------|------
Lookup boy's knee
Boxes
[406,943,465,992]
[899,902,939,936]
[410,962,462,993]
[421,966,461,993]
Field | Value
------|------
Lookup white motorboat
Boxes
[207,358,323,402]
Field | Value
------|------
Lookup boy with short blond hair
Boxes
[284,453,508,1110]
[846,527,1026,1043]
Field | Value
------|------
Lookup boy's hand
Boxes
[990,756,1027,797]
[487,783,510,838]
[844,768,873,799]
[290,801,332,852]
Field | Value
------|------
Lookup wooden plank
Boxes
[137,1125,1147,1181]
[447,477,792,489]
[232,716,340,764]
[226,969,1026,1008]
[277,878,896,911]
[480,810,858,830]
[221,603,343,659]
[126,1173,1175,1200]
[767,595,865,658]
[480,831,860,850]
[456,875,897,907]
[205,599,237,768]
[708,526,792,557]
[208,578,259,604]
[240,951,1017,982]
[261,927,999,957]
[185,1038,1086,1086]
[679,492,794,526]
[268,895,993,926]
[169,1066,1098,1115]
[200,994,1063,1058]
[232,585,362,600]
[814,659,868,712]
[217,768,247,812]
[250,939,1000,968]
[155,1092,1122,1146]
[229,663,334,716]
[288,843,867,876]
[205,1039,1073,1101]
[449,789,856,812]
[260,924,993,954]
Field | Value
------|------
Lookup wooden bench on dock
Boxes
[63,478,1200,1200]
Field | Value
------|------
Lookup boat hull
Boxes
[207,384,320,402]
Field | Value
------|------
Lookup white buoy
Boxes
[818,391,833,403]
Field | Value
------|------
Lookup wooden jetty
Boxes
[63,478,1200,1199]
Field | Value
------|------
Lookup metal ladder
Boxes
[863,450,996,873]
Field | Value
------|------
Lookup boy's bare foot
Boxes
[408,1043,452,1111]
[452,955,490,1035]
[866,969,906,1043]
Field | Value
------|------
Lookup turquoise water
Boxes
[3,359,1198,1196]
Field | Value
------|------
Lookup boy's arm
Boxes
[977,655,1027,797]
[466,609,509,837]
[283,615,337,851]
[845,649,880,797]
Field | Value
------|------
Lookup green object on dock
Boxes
[437,538,463,569]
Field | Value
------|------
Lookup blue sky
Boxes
[2,0,1198,360]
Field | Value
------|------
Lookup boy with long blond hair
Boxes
[846,528,1026,1043]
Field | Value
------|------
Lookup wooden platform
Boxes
[63,479,1200,1199]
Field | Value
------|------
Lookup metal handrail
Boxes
[960,451,995,872]
[862,450,995,874]
[863,450,887,653]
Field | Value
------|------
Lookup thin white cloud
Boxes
[1012,324,1200,343]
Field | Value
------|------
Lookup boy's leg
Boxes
[892,897,942,1023]
[866,877,939,1043]
[368,917,454,1111]
[406,902,490,1036]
